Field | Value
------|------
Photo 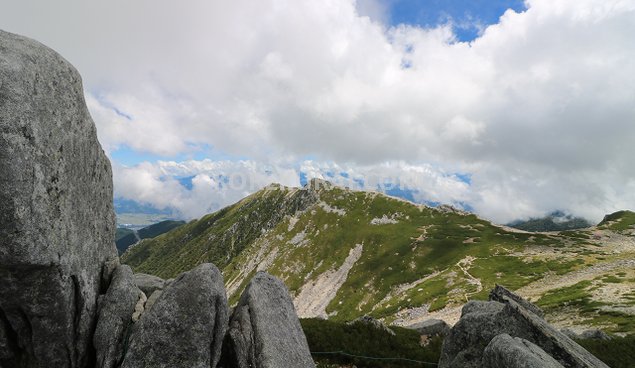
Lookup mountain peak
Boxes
[304,178,335,191]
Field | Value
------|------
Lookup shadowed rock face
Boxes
[222,272,315,368]
[94,265,143,368]
[121,263,229,368]
[0,29,117,368]
[407,318,450,338]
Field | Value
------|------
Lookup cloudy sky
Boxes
[2,0,635,223]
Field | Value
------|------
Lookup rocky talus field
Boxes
[0,29,629,368]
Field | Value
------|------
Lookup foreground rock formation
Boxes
[122,263,228,368]
[439,285,609,368]
[0,29,118,368]
[222,273,315,368]
[93,265,143,368]
[0,30,315,368]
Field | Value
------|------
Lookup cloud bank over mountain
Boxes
[112,160,472,219]
[2,0,635,223]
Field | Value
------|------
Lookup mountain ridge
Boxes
[122,181,635,333]
[508,211,593,232]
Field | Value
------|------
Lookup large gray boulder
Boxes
[439,291,609,368]
[498,298,608,367]
[579,329,611,341]
[94,265,144,368]
[121,263,229,368]
[439,301,506,367]
[406,318,450,337]
[133,273,165,296]
[0,30,117,368]
[483,333,564,368]
[222,272,315,368]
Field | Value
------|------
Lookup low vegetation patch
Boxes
[536,280,599,312]
[301,318,441,368]
[576,335,635,368]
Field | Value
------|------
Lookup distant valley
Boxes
[116,220,185,254]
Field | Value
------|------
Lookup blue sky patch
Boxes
[178,176,195,190]
[386,0,526,41]
[454,172,472,185]
[385,187,417,202]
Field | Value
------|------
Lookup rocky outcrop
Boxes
[482,334,564,368]
[0,30,117,368]
[562,328,612,341]
[0,29,321,368]
[439,301,506,367]
[94,265,143,368]
[133,273,165,296]
[222,272,315,368]
[406,318,450,338]
[121,263,229,368]
[490,284,544,317]
[0,29,322,368]
[439,287,609,368]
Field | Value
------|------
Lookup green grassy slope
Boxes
[138,220,186,239]
[598,210,635,232]
[222,186,588,322]
[116,227,134,241]
[301,318,442,368]
[123,184,318,278]
[122,182,635,332]
[302,317,634,368]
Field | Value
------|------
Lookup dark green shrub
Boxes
[301,318,441,368]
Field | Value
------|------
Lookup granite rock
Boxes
[94,265,143,368]
[222,272,315,368]
[121,263,228,368]
[0,29,117,368]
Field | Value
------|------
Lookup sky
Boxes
[1,0,635,223]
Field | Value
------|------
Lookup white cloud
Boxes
[2,0,635,223]
[113,160,301,219]
[112,159,471,220]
